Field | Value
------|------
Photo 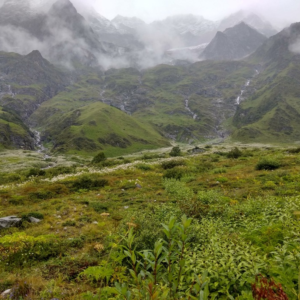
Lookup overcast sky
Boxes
[71,0,299,26]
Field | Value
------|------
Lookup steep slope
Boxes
[30,73,170,155]
[0,106,34,149]
[0,0,49,40]
[231,22,300,143]
[0,50,69,120]
[0,50,70,149]
[30,61,255,154]
[0,0,129,68]
[201,22,267,61]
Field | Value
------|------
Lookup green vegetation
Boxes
[1,145,300,299]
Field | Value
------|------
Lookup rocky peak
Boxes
[50,0,78,18]
[218,10,277,37]
[25,50,48,66]
[201,22,267,60]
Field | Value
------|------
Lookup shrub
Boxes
[28,184,69,201]
[163,178,194,202]
[161,159,186,169]
[197,190,225,204]
[136,164,152,171]
[72,176,109,190]
[21,212,44,222]
[91,152,106,164]
[27,168,46,177]
[227,147,242,159]
[62,220,76,227]
[169,146,182,157]
[163,167,185,180]
[45,166,75,178]
[90,202,109,213]
[212,168,227,174]
[256,159,281,171]
[288,147,300,154]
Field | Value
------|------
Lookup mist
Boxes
[0,0,299,71]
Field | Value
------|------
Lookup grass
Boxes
[1,144,300,298]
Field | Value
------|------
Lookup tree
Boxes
[92,152,106,164]
[169,146,181,157]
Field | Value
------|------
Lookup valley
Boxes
[0,0,300,299]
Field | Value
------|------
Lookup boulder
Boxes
[0,216,21,229]
[1,289,11,298]
[28,216,41,224]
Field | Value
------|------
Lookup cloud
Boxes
[289,38,300,54]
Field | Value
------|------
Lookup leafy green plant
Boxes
[116,216,209,299]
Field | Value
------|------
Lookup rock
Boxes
[28,216,41,223]
[92,221,98,224]
[1,289,11,298]
[0,216,22,229]
[136,184,142,189]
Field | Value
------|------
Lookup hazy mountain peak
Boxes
[219,10,277,37]
[50,0,78,15]
[202,21,267,60]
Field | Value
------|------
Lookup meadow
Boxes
[1,143,300,299]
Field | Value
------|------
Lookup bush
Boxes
[91,152,106,164]
[161,159,186,170]
[62,220,76,227]
[27,168,46,177]
[90,202,109,213]
[256,159,281,171]
[163,167,185,180]
[72,176,109,190]
[28,184,69,201]
[288,147,300,154]
[21,212,44,222]
[169,146,182,157]
[136,164,152,171]
[227,147,242,159]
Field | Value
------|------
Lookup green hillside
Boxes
[0,106,34,149]
[232,23,300,143]
[40,102,169,156]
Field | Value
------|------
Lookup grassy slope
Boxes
[0,106,33,149]
[1,145,300,298]
[40,101,169,156]
[232,58,300,143]
[103,62,255,142]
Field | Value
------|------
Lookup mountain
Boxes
[0,50,69,149]
[218,10,278,37]
[0,0,130,68]
[150,15,216,48]
[231,22,300,143]
[201,22,267,61]
[83,10,144,50]
[0,0,49,40]
[112,15,147,35]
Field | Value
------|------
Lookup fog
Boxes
[80,0,299,27]
[0,0,299,70]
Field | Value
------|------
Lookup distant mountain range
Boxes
[0,0,299,154]
[0,0,279,68]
